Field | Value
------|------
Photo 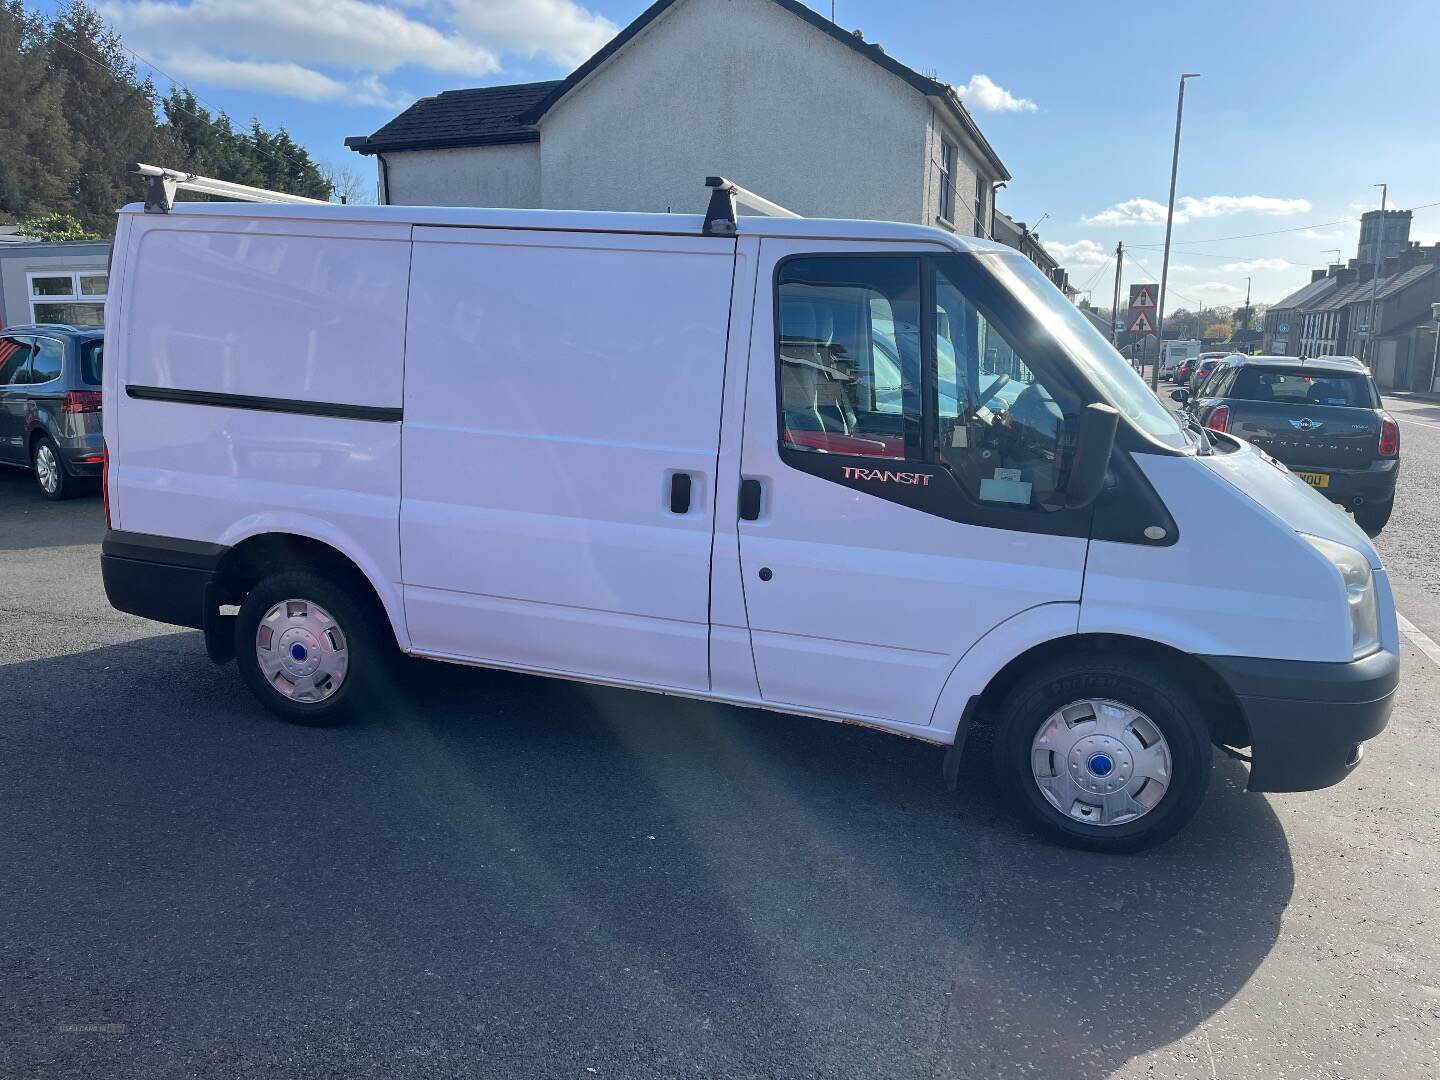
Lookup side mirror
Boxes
[1169,387,1190,404]
[1065,402,1120,510]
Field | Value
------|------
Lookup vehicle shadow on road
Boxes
[2,636,1293,1079]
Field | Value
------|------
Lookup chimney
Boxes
[1311,268,1327,282]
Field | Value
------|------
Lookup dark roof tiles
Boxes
[345,81,560,155]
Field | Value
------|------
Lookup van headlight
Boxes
[1302,534,1380,657]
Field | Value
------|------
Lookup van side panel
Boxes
[401,227,735,691]
[110,216,412,640]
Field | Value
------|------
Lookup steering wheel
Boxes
[978,373,1011,406]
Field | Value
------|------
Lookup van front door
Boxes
[400,228,736,692]
[735,241,1090,733]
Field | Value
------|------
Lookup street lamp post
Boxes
[1152,73,1201,392]
[1430,301,1440,394]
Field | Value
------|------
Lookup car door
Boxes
[400,227,737,692]
[734,240,1090,732]
[0,335,36,464]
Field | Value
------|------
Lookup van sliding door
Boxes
[400,228,737,691]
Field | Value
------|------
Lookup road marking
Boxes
[1391,416,1440,431]
[1397,611,1440,667]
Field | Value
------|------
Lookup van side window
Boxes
[0,336,34,385]
[931,263,1075,511]
[777,257,921,460]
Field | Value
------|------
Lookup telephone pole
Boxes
[1152,73,1201,392]
[1110,241,1124,346]
[1363,183,1387,361]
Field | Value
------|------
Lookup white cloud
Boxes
[1041,238,1108,265]
[96,0,616,105]
[99,0,499,75]
[953,74,1037,113]
[449,0,617,69]
[158,52,405,107]
[1298,227,1352,241]
[1218,258,1290,272]
[1190,281,1241,294]
[1084,194,1311,227]
[1082,198,1170,227]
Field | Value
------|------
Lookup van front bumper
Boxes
[1201,649,1399,792]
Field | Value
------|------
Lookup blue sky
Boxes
[55,0,1440,306]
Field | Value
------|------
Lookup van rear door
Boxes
[401,228,736,691]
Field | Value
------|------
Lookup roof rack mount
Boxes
[703,176,800,237]
[131,162,331,214]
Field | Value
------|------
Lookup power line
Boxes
[43,17,319,183]
[1125,252,1204,309]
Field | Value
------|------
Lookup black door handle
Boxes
[670,472,693,514]
[739,478,762,520]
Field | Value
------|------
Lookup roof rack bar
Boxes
[131,162,331,214]
[702,175,800,237]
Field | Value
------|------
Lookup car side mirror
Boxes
[1169,387,1190,404]
[1065,402,1120,510]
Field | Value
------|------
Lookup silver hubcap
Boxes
[1030,698,1172,826]
[35,443,59,494]
[255,599,349,703]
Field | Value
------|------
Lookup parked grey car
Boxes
[0,324,103,499]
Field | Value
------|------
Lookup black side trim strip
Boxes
[102,529,229,571]
[126,385,402,423]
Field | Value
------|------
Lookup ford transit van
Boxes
[100,180,1399,852]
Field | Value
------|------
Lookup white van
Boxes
[100,179,1399,852]
[1160,340,1201,380]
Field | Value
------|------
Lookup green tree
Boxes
[0,0,78,219]
[48,0,178,233]
[15,212,98,240]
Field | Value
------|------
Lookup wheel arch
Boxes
[972,633,1250,750]
[210,530,409,658]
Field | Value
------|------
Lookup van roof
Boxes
[117,201,1005,252]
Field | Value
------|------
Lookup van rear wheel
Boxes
[992,655,1211,853]
[234,570,394,726]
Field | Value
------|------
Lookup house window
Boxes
[938,140,957,224]
[27,271,107,327]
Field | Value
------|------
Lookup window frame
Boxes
[25,269,107,327]
[768,251,1159,541]
[938,140,957,225]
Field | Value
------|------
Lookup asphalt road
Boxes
[1,444,1437,1079]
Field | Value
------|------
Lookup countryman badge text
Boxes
[842,466,933,486]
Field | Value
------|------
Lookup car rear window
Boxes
[80,340,103,385]
[1229,367,1376,408]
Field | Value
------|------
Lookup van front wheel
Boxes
[992,655,1211,853]
[234,571,393,726]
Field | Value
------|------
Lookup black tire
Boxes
[234,569,396,726]
[31,435,74,501]
[992,654,1212,853]
[1354,498,1393,537]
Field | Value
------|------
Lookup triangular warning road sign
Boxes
[1130,285,1156,309]
[1128,310,1156,334]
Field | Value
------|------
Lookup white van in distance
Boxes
[101,176,1399,852]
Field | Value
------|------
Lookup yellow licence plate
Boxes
[1296,471,1330,489]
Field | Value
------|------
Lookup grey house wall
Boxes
[0,241,111,328]
[536,0,983,228]
[382,144,541,208]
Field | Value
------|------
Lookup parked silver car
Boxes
[0,324,104,499]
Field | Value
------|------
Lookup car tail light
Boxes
[1379,416,1399,457]
[1206,405,1229,433]
[102,439,111,528]
[64,389,102,413]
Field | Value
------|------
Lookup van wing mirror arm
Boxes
[1065,403,1120,510]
